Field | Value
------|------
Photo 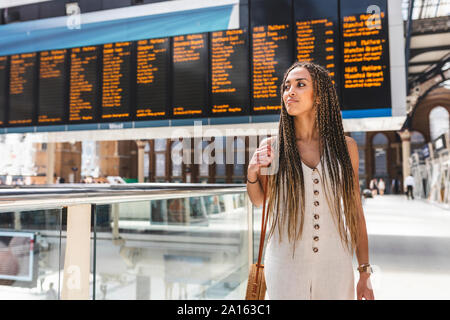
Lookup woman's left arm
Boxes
[346,136,375,300]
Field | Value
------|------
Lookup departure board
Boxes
[101,41,132,120]
[0,0,396,130]
[69,46,99,122]
[252,24,292,113]
[136,38,169,118]
[340,0,391,110]
[172,33,207,117]
[294,0,340,85]
[0,56,7,125]
[210,29,249,115]
[38,49,66,124]
[9,52,36,125]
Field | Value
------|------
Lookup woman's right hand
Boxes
[248,138,276,177]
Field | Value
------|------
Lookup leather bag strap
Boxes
[255,175,269,274]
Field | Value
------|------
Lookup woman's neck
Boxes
[293,111,318,143]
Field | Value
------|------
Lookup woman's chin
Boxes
[286,107,300,116]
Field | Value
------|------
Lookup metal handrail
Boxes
[0,183,247,211]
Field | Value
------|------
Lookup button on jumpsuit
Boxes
[264,159,355,300]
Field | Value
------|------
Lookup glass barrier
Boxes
[92,192,249,300]
[0,186,250,300]
[0,207,64,300]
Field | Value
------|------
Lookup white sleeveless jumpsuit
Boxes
[263,159,355,300]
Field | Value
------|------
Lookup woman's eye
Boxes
[283,85,290,91]
[297,82,305,87]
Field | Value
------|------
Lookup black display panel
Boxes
[172,33,208,117]
[0,0,394,129]
[210,28,249,116]
[294,0,340,86]
[101,41,132,120]
[9,53,37,125]
[251,24,293,113]
[0,56,7,125]
[250,0,292,27]
[69,46,99,123]
[339,0,391,110]
[38,49,67,124]
[250,0,293,114]
[136,37,169,119]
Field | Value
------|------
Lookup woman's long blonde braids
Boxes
[265,61,361,255]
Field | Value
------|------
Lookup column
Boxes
[398,129,411,178]
[61,204,91,300]
[135,140,147,183]
[46,142,56,184]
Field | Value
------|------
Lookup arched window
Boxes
[429,106,449,141]
[155,138,166,181]
[372,133,388,178]
[350,132,366,177]
[411,130,426,153]
[171,140,182,180]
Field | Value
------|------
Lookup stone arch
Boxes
[429,106,449,141]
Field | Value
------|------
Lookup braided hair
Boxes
[265,61,361,255]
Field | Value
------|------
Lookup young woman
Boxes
[246,61,374,300]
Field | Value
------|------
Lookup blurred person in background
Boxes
[391,176,401,194]
[404,174,415,200]
[369,178,378,196]
[378,178,385,195]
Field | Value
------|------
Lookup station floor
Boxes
[356,194,450,300]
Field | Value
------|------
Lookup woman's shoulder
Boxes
[344,135,357,148]
[344,136,358,156]
[344,136,359,173]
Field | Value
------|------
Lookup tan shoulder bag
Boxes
[245,176,269,300]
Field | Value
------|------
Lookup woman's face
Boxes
[282,67,315,117]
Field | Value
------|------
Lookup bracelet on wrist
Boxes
[247,176,258,184]
[357,263,373,274]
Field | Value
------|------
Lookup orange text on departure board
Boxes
[0,56,5,124]
[137,38,167,85]
[211,29,245,113]
[173,34,205,115]
[70,46,97,121]
[39,49,66,123]
[9,53,36,96]
[136,38,168,117]
[252,24,288,110]
[296,19,336,83]
[9,53,34,124]
[342,12,386,89]
[102,42,130,117]
[173,34,204,63]
[173,107,202,116]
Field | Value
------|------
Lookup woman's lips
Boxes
[286,99,298,104]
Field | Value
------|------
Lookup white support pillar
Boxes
[46,142,56,184]
[136,140,147,183]
[61,204,91,300]
[14,212,21,230]
[399,129,411,178]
